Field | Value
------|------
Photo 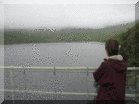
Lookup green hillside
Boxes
[111,22,139,67]
[4,21,134,45]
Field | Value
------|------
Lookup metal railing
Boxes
[1,66,139,101]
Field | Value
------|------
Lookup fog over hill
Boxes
[4,20,135,33]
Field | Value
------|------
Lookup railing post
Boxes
[23,66,26,91]
[126,70,129,89]
[86,67,89,100]
[54,67,56,75]
[54,67,56,100]
[10,66,14,102]
[135,67,139,103]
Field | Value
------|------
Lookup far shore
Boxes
[3,40,106,45]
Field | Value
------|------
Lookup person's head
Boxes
[105,39,120,57]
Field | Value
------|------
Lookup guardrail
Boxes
[1,66,139,101]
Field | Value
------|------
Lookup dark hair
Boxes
[105,39,120,56]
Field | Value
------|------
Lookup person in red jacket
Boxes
[92,39,128,104]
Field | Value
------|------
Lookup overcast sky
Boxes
[2,0,139,29]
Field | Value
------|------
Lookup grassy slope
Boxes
[111,22,138,67]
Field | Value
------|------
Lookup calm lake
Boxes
[4,42,106,67]
[3,42,135,100]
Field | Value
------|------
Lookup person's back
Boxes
[92,39,128,104]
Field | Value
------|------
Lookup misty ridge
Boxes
[4,21,135,34]
[3,20,137,45]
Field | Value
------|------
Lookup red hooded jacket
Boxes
[92,55,128,102]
